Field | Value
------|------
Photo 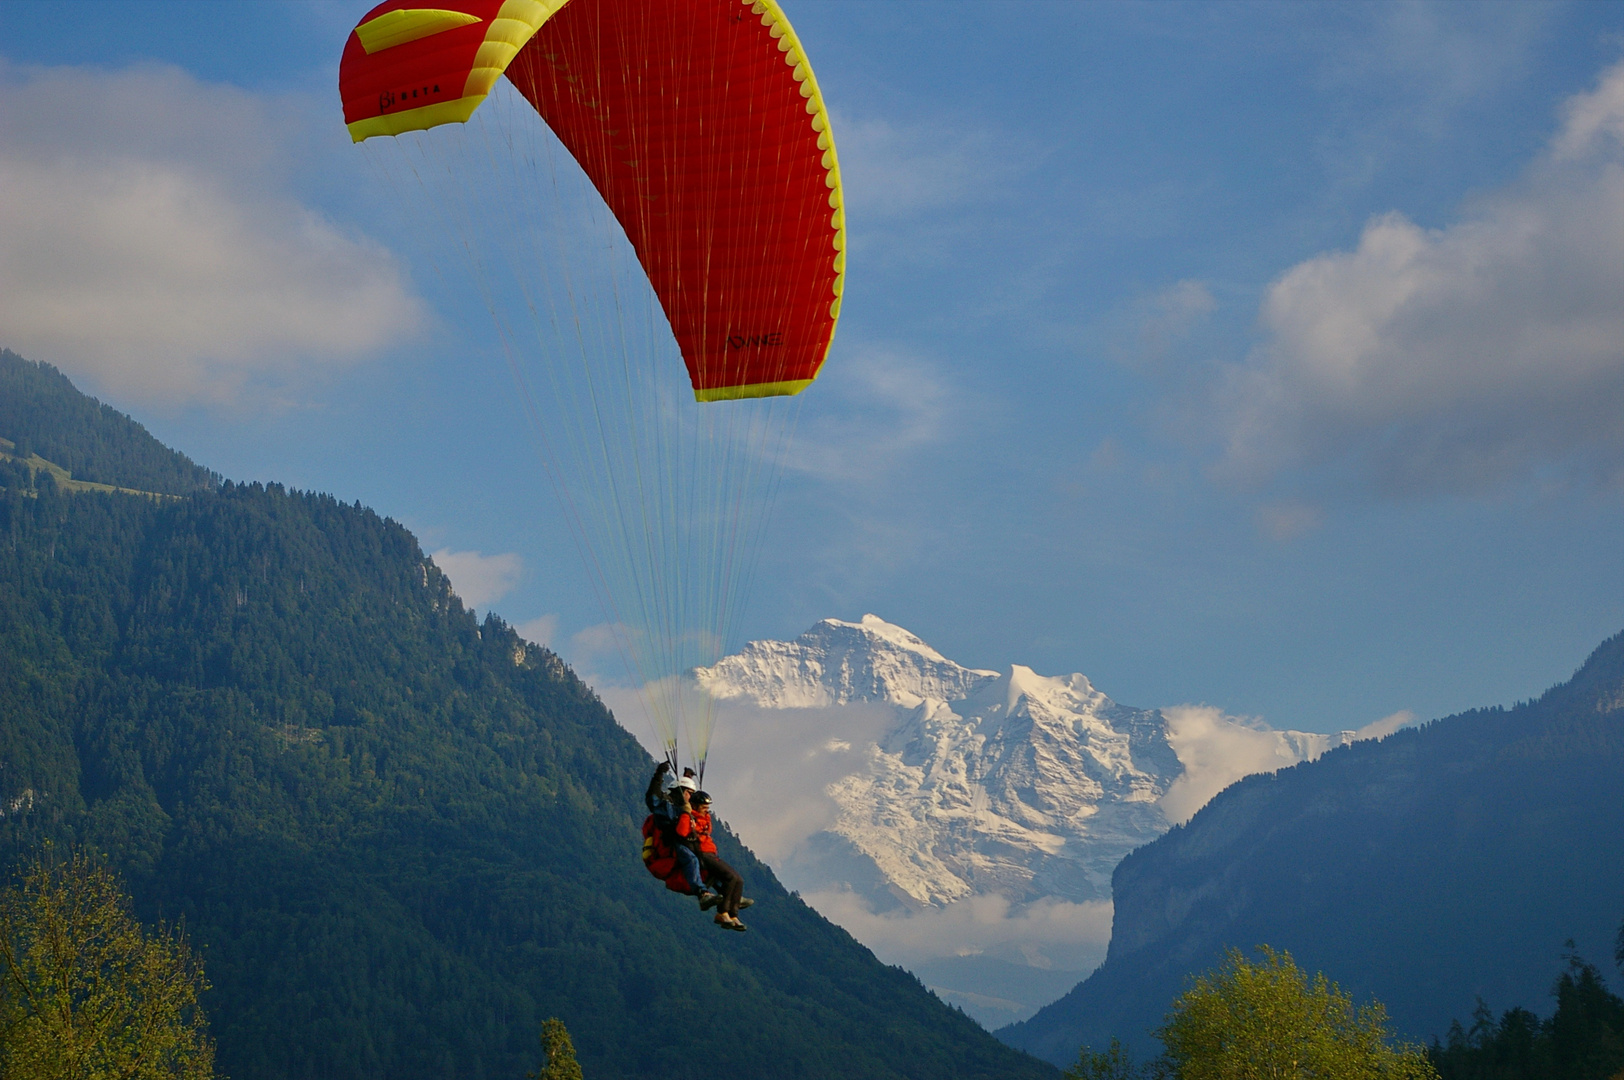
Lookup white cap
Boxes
[674,776,698,791]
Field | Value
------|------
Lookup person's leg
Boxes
[703,854,744,918]
[674,845,704,895]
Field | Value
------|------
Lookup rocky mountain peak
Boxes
[696,613,998,709]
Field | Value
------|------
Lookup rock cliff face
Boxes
[998,630,1624,1065]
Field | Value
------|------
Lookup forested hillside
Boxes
[1000,631,1624,1066]
[0,366,1054,1079]
[0,349,218,494]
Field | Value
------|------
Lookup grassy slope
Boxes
[0,349,216,495]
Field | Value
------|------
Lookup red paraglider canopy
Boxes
[339,0,844,401]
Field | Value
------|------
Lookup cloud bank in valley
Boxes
[0,63,422,406]
[803,889,1113,976]
[1211,60,1624,496]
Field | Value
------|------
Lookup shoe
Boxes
[714,913,735,928]
[737,898,753,910]
[727,918,748,932]
[697,892,719,911]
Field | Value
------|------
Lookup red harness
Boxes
[641,814,696,892]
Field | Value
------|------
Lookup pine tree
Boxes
[528,1018,584,1080]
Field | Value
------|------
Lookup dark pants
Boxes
[699,852,743,917]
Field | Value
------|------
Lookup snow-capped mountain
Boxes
[697,616,1373,912]
[696,613,998,709]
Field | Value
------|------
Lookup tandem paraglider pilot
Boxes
[641,762,750,931]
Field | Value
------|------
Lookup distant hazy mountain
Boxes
[998,630,1624,1066]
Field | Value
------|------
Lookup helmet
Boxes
[674,776,698,792]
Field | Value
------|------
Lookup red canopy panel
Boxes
[339,0,844,400]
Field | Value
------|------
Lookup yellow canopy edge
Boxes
[356,9,484,54]
[749,0,844,374]
[694,379,815,403]
[348,95,486,142]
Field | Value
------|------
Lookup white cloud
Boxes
[1354,708,1417,741]
[513,615,560,648]
[1555,56,1624,161]
[429,548,522,610]
[1328,2,1549,137]
[802,889,1111,975]
[562,621,637,679]
[1256,500,1323,542]
[1114,280,1217,372]
[789,348,955,483]
[1158,704,1420,824]
[1211,59,1624,496]
[834,114,1025,223]
[0,63,422,406]
[1159,706,1312,824]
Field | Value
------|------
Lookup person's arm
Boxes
[673,789,695,837]
[644,762,670,813]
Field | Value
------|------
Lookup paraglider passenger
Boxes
[680,791,747,931]
[658,773,710,902]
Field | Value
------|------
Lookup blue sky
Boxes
[2,0,1621,733]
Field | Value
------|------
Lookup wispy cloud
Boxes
[1256,501,1323,542]
[513,615,560,648]
[1158,704,1419,824]
[1208,59,1624,497]
[834,113,1028,224]
[1355,709,1417,741]
[0,63,422,406]
[1326,1,1549,137]
[789,347,955,484]
[430,548,522,610]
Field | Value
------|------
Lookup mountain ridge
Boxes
[0,350,1057,1080]
[997,630,1624,1064]
[0,348,218,494]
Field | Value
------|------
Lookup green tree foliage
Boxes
[1430,946,1624,1080]
[0,350,217,494]
[0,457,33,493]
[529,1018,584,1080]
[1155,946,1436,1079]
[1064,1037,1153,1080]
[0,846,215,1080]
